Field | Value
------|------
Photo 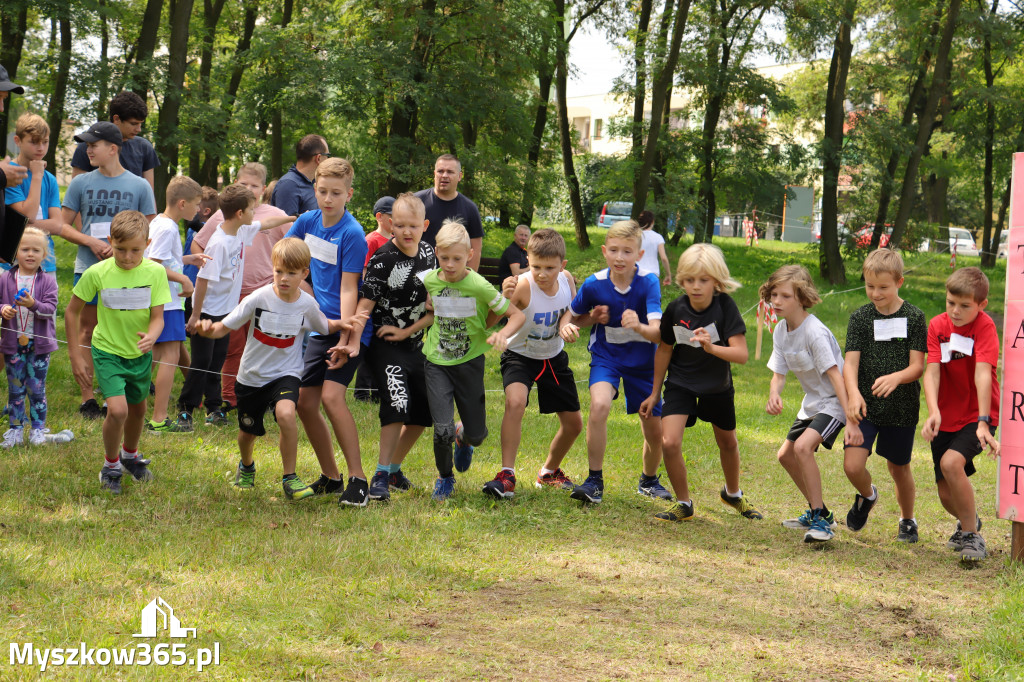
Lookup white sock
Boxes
[540,467,555,476]
[679,499,693,508]
[865,489,877,501]
[501,467,514,474]
[725,488,742,499]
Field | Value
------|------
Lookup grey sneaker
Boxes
[947,516,983,551]
[960,532,987,563]
[896,519,919,543]
[99,465,123,494]
[119,453,154,482]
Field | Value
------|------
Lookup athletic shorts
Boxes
[155,308,186,344]
[500,350,580,415]
[787,412,845,450]
[844,418,915,466]
[931,422,992,482]
[589,361,661,416]
[300,332,364,388]
[662,385,736,431]
[235,375,300,436]
[366,340,433,427]
[72,272,98,306]
[92,347,152,404]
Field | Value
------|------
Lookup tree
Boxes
[153,0,196,206]
[0,1,29,156]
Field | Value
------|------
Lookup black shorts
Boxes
[235,376,300,436]
[500,350,580,415]
[366,339,433,427]
[843,418,915,466]
[300,332,365,388]
[787,412,845,450]
[931,422,992,482]
[662,385,736,430]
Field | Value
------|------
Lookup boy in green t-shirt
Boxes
[67,211,172,494]
[421,219,525,501]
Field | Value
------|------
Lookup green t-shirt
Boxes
[73,258,172,359]
[423,269,509,365]
[844,300,927,427]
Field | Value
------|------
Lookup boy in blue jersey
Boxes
[4,114,60,274]
[563,220,668,504]
[285,157,371,506]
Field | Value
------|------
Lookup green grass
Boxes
[0,228,1018,680]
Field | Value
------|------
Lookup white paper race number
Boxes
[304,234,338,265]
[101,287,151,310]
[433,296,477,318]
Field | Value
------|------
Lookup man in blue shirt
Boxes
[271,134,329,216]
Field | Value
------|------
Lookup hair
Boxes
[946,266,989,302]
[436,153,461,170]
[262,180,276,205]
[110,210,150,242]
[108,91,148,122]
[18,226,48,249]
[200,186,219,216]
[271,237,311,271]
[515,224,531,235]
[526,228,566,260]
[435,218,471,251]
[14,112,48,141]
[606,219,643,249]
[637,209,655,230]
[314,157,354,186]
[862,248,904,280]
[218,183,256,219]
[392,192,425,220]
[295,134,328,163]
[165,175,203,206]
[237,162,268,185]
[758,264,821,309]
[675,243,740,292]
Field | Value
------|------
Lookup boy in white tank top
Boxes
[483,229,584,499]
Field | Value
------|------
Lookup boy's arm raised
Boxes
[259,215,297,231]
[975,361,1000,456]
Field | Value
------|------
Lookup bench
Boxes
[477,257,503,286]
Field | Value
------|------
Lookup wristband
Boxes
[978,416,991,424]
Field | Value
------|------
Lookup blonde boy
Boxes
[5,113,61,273]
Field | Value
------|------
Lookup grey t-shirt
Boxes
[62,169,156,274]
[767,313,845,422]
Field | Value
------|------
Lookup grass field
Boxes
[0,227,1021,681]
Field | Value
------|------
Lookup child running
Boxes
[761,265,859,543]
[639,244,761,521]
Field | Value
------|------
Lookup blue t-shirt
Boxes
[71,136,159,179]
[570,266,662,370]
[182,227,199,284]
[285,209,369,341]
[270,166,317,216]
[3,163,59,272]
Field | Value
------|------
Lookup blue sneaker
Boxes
[432,475,456,502]
[783,508,837,530]
[570,475,603,504]
[453,421,474,472]
[637,474,672,500]
[803,510,835,543]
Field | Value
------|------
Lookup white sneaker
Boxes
[2,428,24,449]
[45,429,75,444]
[29,428,47,445]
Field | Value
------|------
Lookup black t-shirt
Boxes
[360,240,436,346]
[414,189,484,245]
[497,242,528,282]
[71,136,160,178]
[659,292,746,394]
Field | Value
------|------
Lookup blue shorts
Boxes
[843,418,915,466]
[589,361,661,416]
[155,309,186,344]
[72,272,98,305]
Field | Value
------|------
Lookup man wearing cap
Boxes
[270,134,329,216]
[1,65,29,239]
[415,154,484,272]
[70,91,159,192]
[61,121,157,418]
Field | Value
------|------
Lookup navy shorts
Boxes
[662,385,736,431]
[843,418,915,466]
[931,422,992,482]
[787,412,845,450]
[300,332,365,388]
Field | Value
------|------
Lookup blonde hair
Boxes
[238,162,268,185]
[435,219,470,251]
[392,192,426,220]
[606,219,643,249]
[862,248,904,280]
[527,228,566,260]
[946,266,989,302]
[675,243,740,292]
[165,175,202,206]
[759,265,821,309]
[110,210,149,242]
[315,157,354,186]
[15,113,49,141]
[271,237,311,271]
[18,226,48,249]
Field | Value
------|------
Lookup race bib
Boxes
[941,333,974,363]
[415,269,432,283]
[433,295,477,318]
[526,333,562,356]
[100,287,151,310]
[673,322,721,347]
[258,311,303,336]
[873,317,908,341]
[304,234,338,265]
[35,205,45,220]
[604,325,649,344]
[91,222,112,240]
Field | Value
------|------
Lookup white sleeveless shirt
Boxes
[506,270,572,360]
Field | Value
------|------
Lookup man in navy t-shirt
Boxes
[415,154,484,271]
[70,91,159,192]
[270,134,328,216]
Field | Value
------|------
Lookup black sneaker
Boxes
[174,411,195,433]
[119,454,154,482]
[79,399,103,420]
[570,475,604,504]
[308,474,344,496]
[897,519,919,543]
[99,465,123,494]
[205,409,229,426]
[388,470,414,492]
[368,471,391,501]
[846,484,878,532]
[339,477,369,507]
[637,474,672,500]
[947,515,982,551]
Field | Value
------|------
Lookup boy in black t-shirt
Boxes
[843,249,927,542]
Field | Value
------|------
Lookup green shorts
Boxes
[92,347,153,404]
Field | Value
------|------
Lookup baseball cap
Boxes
[373,196,395,215]
[74,121,123,146]
[0,64,24,94]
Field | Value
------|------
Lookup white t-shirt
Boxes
[15,273,35,334]
[222,284,330,387]
[639,230,665,278]
[766,313,845,421]
[144,215,186,311]
[195,222,261,316]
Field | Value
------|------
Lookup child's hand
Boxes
[28,158,46,175]
[662,275,671,287]
[0,305,15,320]
[179,280,195,298]
[487,332,510,352]
[186,314,200,335]
[183,253,212,268]
[69,354,90,390]
[847,392,866,425]
[844,421,863,447]
[136,331,155,354]
[501,275,517,299]
[870,373,900,398]
[921,414,941,442]
[692,327,713,352]
[327,341,359,369]
[978,422,1000,457]
[638,394,659,419]
[621,309,640,331]
[14,291,35,308]
[592,305,610,325]
[196,319,214,336]
[376,325,409,342]
[560,322,580,343]
[765,394,783,416]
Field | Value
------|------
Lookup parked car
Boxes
[919,227,978,256]
[598,201,632,229]
[997,230,1009,259]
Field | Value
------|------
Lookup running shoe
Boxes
[119,451,154,482]
[570,476,603,504]
[803,511,835,543]
[147,418,191,433]
[282,476,314,501]
[1,428,23,449]
[339,477,369,507]
[28,428,47,446]
[535,468,575,490]
[368,471,391,501]
[720,487,764,519]
[389,470,414,492]
[654,500,694,522]
[99,465,123,494]
[896,518,919,543]
[79,399,103,420]
[453,421,474,472]
[308,474,344,496]
[783,508,837,530]
[960,532,987,563]
[947,516,982,551]
[205,409,229,426]
[637,474,672,500]
[174,412,195,433]
[44,429,75,444]
[845,484,878,532]
[234,464,256,490]
[432,475,456,502]
[482,470,516,499]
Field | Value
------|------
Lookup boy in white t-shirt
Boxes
[196,238,354,499]
[638,210,671,286]
[175,184,294,430]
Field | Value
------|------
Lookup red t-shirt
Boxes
[926,311,1000,431]
[365,231,390,267]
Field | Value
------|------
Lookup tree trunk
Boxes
[43,13,71,173]
[819,0,856,285]
[0,4,28,157]
[554,0,590,249]
[979,0,999,267]
[270,0,294,179]
[518,44,553,226]
[131,0,164,99]
[154,0,196,207]
[652,88,672,238]
[189,0,228,178]
[96,0,111,121]
[629,0,654,217]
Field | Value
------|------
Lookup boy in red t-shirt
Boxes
[921,267,1001,564]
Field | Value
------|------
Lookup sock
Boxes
[376,464,390,475]
[641,472,657,481]
[121,444,138,460]
[103,458,121,469]
[352,476,366,483]
[239,461,256,472]
[501,467,514,474]
[282,472,297,481]
[724,488,742,499]
[540,467,555,476]
[899,517,917,524]
[814,506,830,517]
[389,464,400,474]
[865,488,877,501]
[589,469,603,480]
[678,498,693,508]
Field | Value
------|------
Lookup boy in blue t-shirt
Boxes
[284,157,371,506]
[4,113,61,273]
[563,220,667,504]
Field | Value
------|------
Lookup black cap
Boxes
[74,121,123,146]
[0,64,24,94]
[373,196,395,215]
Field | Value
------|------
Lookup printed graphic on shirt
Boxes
[435,286,472,360]
[252,308,304,348]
